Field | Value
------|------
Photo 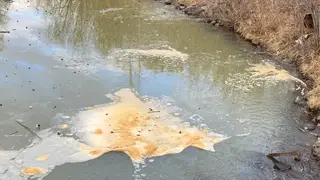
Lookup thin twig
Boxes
[9,131,18,135]
[148,111,160,113]
[0,31,10,33]
[16,120,42,141]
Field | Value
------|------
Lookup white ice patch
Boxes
[0,129,99,180]
[99,8,123,14]
[109,45,188,62]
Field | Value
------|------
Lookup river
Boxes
[0,0,318,179]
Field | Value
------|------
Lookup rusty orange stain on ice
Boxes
[36,154,49,161]
[76,89,226,162]
[21,167,46,175]
[94,128,103,134]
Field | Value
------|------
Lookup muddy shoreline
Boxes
[156,0,320,175]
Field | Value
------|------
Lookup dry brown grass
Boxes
[177,0,320,110]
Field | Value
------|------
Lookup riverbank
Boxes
[164,0,320,115]
[159,0,320,161]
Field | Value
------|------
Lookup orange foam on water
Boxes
[76,89,225,162]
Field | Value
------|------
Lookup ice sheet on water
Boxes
[0,89,227,179]
[0,129,99,180]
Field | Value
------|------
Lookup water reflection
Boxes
[33,0,260,94]
[35,0,144,50]
[0,1,10,50]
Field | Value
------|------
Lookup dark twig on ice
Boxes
[0,31,10,33]
[148,110,160,113]
[267,151,300,159]
[16,120,42,141]
[9,131,18,135]
[266,151,300,171]
[148,107,160,113]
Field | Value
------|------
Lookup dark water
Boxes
[0,0,317,179]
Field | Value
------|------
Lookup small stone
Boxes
[57,131,61,135]
[164,0,171,5]
[177,4,186,10]
[312,138,320,158]
[211,20,217,25]
[106,113,108,115]
[32,89,35,91]
[294,156,301,161]
[0,104,2,106]
[294,96,307,106]
[110,131,114,134]
[304,123,316,131]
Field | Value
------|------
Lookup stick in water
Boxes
[16,120,42,141]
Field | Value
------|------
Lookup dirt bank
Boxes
[163,0,320,115]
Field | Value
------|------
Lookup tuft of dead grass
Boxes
[177,0,320,110]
